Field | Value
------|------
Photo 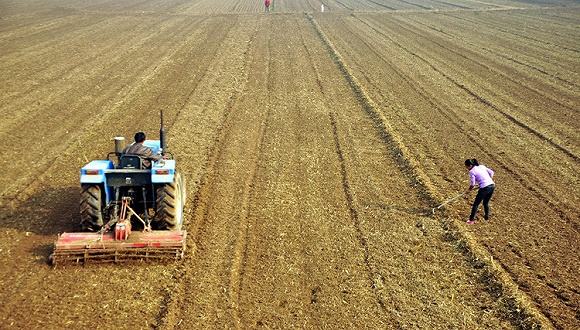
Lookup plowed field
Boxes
[0,0,578,329]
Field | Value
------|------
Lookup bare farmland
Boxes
[0,0,578,329]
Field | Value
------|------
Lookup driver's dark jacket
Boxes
[122,143,161,168]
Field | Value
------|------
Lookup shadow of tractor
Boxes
[0,187,79,264]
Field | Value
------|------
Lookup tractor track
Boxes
[332,0,353,11]
[304,17,429,216]
[0,14,193,150]
[156,103,235,329]
[490,11,575,39]
[386,15,579,113]
[299,18,395,320]
[0,22,239,319]
[228,113,269,328]
[155,18,259,329]
[365,0,398,10]
[328,112,394,318]
[227,21,272,328]
[429,0,473,9]
[0,15,113,59]
[307,13,555,329]
[2,15,167,124]
[394,0,433,10]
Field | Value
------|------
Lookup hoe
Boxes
[50,111,187,265]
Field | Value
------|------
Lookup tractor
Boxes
[51,111,187,264]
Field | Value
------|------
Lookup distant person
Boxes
[464,159,495,224]
[264,0,271,12]
[123,132,161,168]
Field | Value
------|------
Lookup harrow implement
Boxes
[50,230,187,265]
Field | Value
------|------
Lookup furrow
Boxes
[361,16,578,161]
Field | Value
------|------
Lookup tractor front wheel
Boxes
[154,172,184,230]
[80,184,103,231]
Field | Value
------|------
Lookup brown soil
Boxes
[0,0,577,329]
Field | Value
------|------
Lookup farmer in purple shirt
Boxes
[465,159,495,224]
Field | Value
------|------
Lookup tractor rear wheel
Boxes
[80,184,103,231]
[155,172,184,230]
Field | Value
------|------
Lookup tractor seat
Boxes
[119,155,146,169]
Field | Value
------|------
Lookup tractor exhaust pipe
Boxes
[160,110,167,154]
[114,136,126,155]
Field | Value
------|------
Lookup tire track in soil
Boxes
[155,17,260,329]
[394,0,432,10]
[328,112,398,324]
[297,24,399,323]
[303,11,509,328]
[235,16,393,327]
[0,15,181,134]
[164,15,396,328]
[356,15,579,162]
[226,24,272,327]
[307,14,435,204]
[158,76,238,329]
[307,13,555,329]
[332,0,354,11]
[228,97,270,329]
[0,14,113,58]
[3,11,237,270]
[334,15,579,228]
[0,16,193,204]
[230,21,274,329]
[364,0,397,11]
[1,12,236,318]
[0,15,121,113]
[23,12,242,323]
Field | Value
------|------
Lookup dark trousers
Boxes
[470,184,495,220]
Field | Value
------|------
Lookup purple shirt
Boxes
[469,165,495,188]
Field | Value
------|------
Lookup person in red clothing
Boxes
[465,158,495,224]
[264,0,271,12]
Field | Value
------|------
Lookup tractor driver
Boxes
[123,132,162,168]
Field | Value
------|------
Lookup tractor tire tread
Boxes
[80,184,103,231]
[154,173,183,230]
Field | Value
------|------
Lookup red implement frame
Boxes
[50,230,187,265]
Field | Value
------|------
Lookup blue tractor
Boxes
[51,112,187,264]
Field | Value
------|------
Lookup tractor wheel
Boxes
[80,184,103,231]
[155,172,184,230]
